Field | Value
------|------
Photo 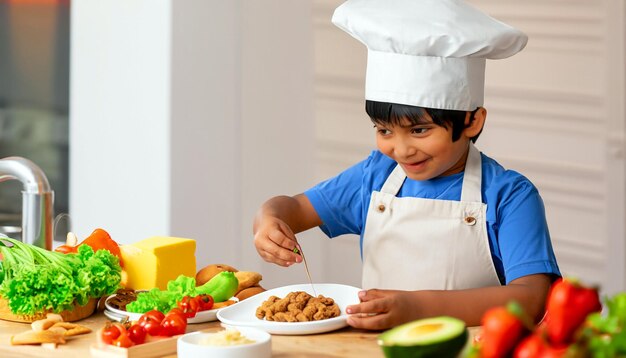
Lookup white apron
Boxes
[361,143,501,290]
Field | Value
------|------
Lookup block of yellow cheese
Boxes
[120,236,196,290]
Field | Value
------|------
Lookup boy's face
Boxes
[375,112,473,181]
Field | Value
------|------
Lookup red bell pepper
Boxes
[513,333,568,358]
[479,301,532,358]
[55,228,124,266]
[544,278,601,346]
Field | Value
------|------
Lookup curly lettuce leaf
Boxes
[126,287,178,313]
[126,275,199,314]
[0,237,121,315]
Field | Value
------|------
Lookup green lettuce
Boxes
[0,236,121,315]
[126,275,197,313]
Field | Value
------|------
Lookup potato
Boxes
[196,264,239,286]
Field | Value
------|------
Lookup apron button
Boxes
[377,204,386,212]
[464,216,477,225]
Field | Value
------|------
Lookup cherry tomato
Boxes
[159,310,188,336]
[113,333,134,348]
[127,324,147,345]
[168,307,185,317]
[177,296,199,318]
[194,294,214,311]
[101,322,125,345]
[138,316,162,336]
[141,309,165,323]
[137,310,165,337]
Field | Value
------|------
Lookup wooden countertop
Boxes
[0,312,387,358]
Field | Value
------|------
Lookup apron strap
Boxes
[379,142,483,203]
[380,165,406,195]
[460,142,482,203]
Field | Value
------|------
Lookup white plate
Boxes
[104,294,236,324]
[217,283,361,335]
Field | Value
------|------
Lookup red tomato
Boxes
[101,322,125,345]
[194,294,214,311]
[159,310,188,336]
[177,296,199,318]
[141,309,165,323]
[113,334,134,348]
[137,310,165,337]
[168,308,185,317]
[127,324,147,345]
[138,316,162,336]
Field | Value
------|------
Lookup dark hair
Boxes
[365,100,481,143]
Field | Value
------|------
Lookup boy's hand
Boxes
[346,289,418,330]
[254,216,303,267]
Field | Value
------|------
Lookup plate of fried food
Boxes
[216,283,361,335]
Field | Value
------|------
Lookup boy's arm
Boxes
[253,194,322,267]
[347,273,551,329]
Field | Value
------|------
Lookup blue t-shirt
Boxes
[304,150,561,285]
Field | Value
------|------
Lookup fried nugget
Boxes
[256,291,341,322]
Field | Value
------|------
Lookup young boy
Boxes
[253,0,560,329]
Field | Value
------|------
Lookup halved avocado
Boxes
[378,316,468,358]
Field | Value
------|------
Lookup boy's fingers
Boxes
[266,230,302,263]
[358,289,386,301]
[346,298,388,315]
[346,312,390,330]
[259,251,292,267]
[257,230,301,263]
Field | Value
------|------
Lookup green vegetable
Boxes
[126,272,239,314]
[0,236,121,315]
[378,316,468,358]
[580,293,626,357]
[126,287,179,314]
[126,275,197,313]
[196,271,239,302]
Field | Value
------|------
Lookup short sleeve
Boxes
[489,173,561,284]
[304,165,365,238]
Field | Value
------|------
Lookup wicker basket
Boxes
[0,296,97,323]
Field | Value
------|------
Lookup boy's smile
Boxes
[375,114,475,181]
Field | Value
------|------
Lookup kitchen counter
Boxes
[0,312,386,358]
[0,312,480,357]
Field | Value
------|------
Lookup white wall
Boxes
[70,0,317,289]
[311,0,626,295]
[70,0,172,242]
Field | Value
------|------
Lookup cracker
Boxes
[52,322,92,336]
[47,326,67,335]
[46,313,64,322]
[31,318,56,332]
[10,330,66,345]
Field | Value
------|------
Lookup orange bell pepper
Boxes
[55,228,124,266]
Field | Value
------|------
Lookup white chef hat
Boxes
[332,0,528,111]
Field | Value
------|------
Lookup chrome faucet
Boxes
[0,157,54,250]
